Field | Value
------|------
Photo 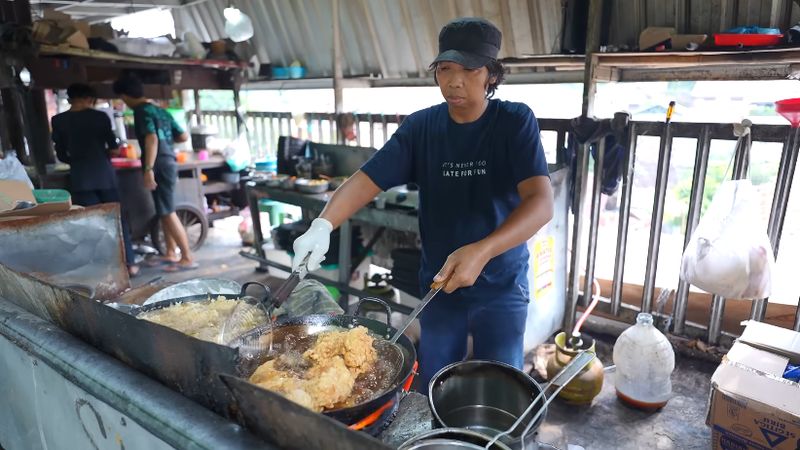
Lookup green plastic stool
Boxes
[258,199,287,228]
[326,286,341,300]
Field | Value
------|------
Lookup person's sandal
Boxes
[162,262,200,273]
[143,256,179,267]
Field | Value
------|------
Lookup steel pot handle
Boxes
[355,297,392,327]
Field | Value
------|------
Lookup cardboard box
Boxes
[33,9,90,49]
[707,321,800,450]
[0,180,72,220]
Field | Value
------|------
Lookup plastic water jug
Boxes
[612,313,675,410]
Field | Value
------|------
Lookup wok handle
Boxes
[354,297,392,327]
[240,281,272,306]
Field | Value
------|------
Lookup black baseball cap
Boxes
[432,17,502,69]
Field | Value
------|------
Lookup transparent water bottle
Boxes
[612,313,675,410]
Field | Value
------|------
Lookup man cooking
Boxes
[112,74,197,272]
[291,17,554,390]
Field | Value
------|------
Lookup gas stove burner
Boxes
[350,392,403,437]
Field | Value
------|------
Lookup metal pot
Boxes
[399,428,513,450]
[429,360,547,450]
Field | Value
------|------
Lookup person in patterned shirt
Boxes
[113,74,197,271]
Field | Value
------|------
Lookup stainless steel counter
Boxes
[0,296,273,450]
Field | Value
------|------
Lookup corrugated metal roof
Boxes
[171,0,565,79]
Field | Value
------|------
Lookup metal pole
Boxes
[673,126,711,335]
[564,142,590,333]
[708,294,726,345]
[580,0,604,118]
[582,139,605,307]
[610,124,637,316]
[794,297,800,332]
[338,219,352,311]
[246,185,268,271]
[710,123,752,340]
[766,127,799,255]
[752,126,799,322]
[642,120,674,313]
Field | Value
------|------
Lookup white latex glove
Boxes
[292,218,333,271]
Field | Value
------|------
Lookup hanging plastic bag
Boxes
[680,179,774,299]
[0,151,33,189]
[223,132,251,172]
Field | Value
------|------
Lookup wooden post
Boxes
[193,89,202,127]
[0,89,29,164]
[25,89,55,176]
[332,0,344,143]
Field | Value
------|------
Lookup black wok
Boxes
[232,297,418,425]
[130,281,271,316]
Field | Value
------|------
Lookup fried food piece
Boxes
[305,356,355,410]
[249,326,378,412]
[250,360,318,411]
[304,326,377,377]
[342,326,378,376]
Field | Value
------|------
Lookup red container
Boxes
[714,33,783,47]
[111,158,141,169]
[775,98,800,128]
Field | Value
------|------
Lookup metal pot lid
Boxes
[401,439,486,450]
[399,428,513,450]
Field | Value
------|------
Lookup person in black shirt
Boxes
[51,83,139,277]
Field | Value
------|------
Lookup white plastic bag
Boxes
[223,132,251,172]
[680,179,774,299]
[0,151,33,189]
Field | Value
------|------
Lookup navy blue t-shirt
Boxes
[361,99,549,302]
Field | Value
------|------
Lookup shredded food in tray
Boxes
[249,326,379,412]
[139,296,266,342]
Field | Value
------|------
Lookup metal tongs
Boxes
[218,255,309,348]
[485,351,596,449]
[268,254,311,313]
[389,273,452,343]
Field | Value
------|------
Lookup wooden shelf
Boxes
[593,47,800,82]
[38,44,249,70]
[202,181,238,195]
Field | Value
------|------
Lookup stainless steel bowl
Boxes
[399,428,512,450]
[429,360,547,450]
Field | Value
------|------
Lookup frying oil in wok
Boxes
[257,326,402,410]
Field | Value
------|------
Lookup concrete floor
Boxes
[133,216,717,450]
[537,335,716,449]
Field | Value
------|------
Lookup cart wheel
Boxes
[150,204,209,255]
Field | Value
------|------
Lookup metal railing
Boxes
[567,120,799,348]
[187,111,407,160]
[198,109,799,347]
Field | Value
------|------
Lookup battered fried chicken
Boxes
[249,360,316,410]
[248,326,378,412]
[305,356,355,410]
[304,326,378,377]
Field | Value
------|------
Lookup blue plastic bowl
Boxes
[288,66,306,79]
[272,67,290,80]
